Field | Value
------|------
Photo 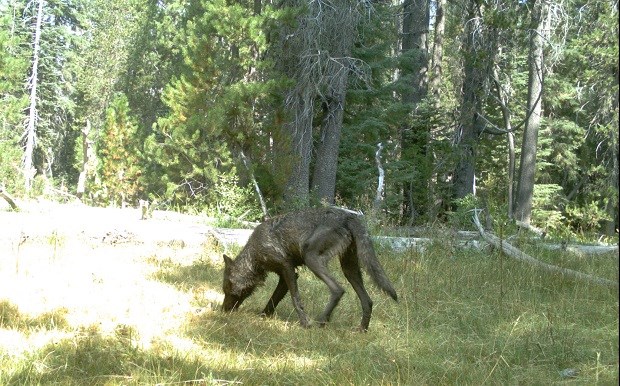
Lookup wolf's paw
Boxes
[316,317,329,328]
[355,325,369,333]
[299,319,313,329]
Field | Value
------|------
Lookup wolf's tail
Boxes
[347,216,398,301]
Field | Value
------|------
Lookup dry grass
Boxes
[0,204,618,385]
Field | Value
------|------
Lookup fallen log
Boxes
[543,243,618,256]
[472,209,617,288]
[373,235,484,252]
[516,220,546,238]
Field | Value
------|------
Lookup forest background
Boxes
[0,0,618,241]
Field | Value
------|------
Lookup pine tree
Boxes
[98,94,143,206]
[0,0,29,193]
[144,0,283,210]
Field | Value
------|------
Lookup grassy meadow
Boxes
[0,224,618,385]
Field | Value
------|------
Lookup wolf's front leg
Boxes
[282,266,311,328]
[262,274,288,316]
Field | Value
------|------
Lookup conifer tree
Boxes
[145,0,282,209]
[98,94,143,206]
[0,0,29,193]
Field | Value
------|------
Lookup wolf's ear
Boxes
[223,254,233,266]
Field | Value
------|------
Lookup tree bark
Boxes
[77,120,94,199]
[401,0,429,106]
[277,0,361,208]
[310,1,356,204]
[428,0,445,106]
[374,143,385,210]
[400,0,429,222]
[312,78,348,204]
[514,0,548,223]
[454,1,488,200]
[282,90,314,207]
[23,0,44,192]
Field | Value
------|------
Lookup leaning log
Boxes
[0,185,19,211]
[472,210,617,288]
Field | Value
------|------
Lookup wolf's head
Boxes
[221,254,247,311]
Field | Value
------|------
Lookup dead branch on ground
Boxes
[472,209,617,288]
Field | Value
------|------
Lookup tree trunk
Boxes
[400,0,429,223]
[0,184,19,210]
[23,0,44,193]
[374,143,385,211]
[312,77,348,204]
[428,0,445,106]
[276,0,361,209]
[454,1,487,200]
[425,0,446,219]
[77,120,94,199]
[401,0,429,107]
[282,90,314,207]
[492,64,516,219]
[310,0,357,205]
[514,0,547,224]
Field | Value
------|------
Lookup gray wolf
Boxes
[221,207,397,331]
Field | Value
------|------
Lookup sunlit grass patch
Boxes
[0,221,617,385]
[0,301,69,332]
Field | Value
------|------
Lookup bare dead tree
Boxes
[23,0,44,192]
[275,0,370,206]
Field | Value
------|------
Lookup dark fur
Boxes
[221,207,397,331]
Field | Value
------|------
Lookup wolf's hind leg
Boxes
[262,274,289,316]
[302,226,350,326]
[341,249,373,331]
[304,257,345,327]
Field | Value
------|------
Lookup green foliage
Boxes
[338,1,409,220]
[141,0,286,211]
[529,184,566,233]
[0,0,617,240]
[0,1,28,193]
[448,193,482,230]
[97,93,144,206]
[565,200,612,239]
[206,173,263,227]
[24,0,84,184]
[0,140,23,194]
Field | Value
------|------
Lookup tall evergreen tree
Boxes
[399,0,430,223]
[145,0,282,209]
[0,0,29,193]
[98,93,143,206]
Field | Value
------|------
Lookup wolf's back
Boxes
[346,216,398,301]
